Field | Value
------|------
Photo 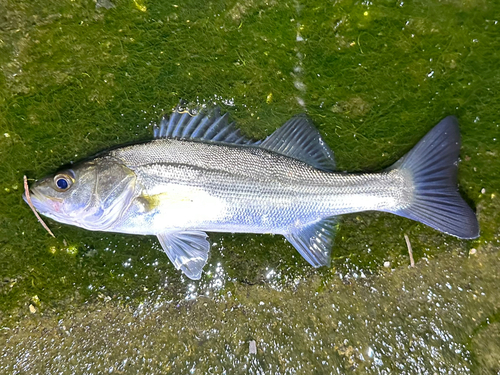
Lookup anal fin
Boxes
[284,217,338,268]
[157,230,210,280]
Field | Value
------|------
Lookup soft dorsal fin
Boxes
[260,115,336,171]
[154,107,258,145]
[284,217,338,267]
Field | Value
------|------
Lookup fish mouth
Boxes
[23,188,44,214]
[23,188,62,217]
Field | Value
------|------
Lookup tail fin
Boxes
[389,116,479,239]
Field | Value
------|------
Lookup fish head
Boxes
[24,156,137,231]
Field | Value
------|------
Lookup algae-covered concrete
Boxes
[0,0,499,373]
[2,247,499,373]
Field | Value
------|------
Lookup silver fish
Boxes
[24,108,479,279]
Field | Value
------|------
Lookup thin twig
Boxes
[404,233,414,267]
[23,175,55,238]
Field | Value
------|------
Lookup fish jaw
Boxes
[23,188,85,229]
[23,189,64,219]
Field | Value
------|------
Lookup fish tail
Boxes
[388,116,479,238]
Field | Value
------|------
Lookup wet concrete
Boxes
[2,244,499,374]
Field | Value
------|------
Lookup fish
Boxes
[24,108,479,279]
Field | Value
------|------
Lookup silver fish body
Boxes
[25,109,479,279]
[109,139,408,235]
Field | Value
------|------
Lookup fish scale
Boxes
[109,138,407,235]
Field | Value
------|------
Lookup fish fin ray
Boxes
[156,230,210,280]
[260,115,336,171]
[284,217,338,267]
[154,107,259,145]
[387,116,479,239]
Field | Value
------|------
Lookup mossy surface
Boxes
[0,0,499,373]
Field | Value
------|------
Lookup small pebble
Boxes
[383,261,391,268]
[481,188,486,194]
[469,248,477,255]
[249,340,257,354]
[29,304,36,314]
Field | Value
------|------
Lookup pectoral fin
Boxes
[284,217,338,268]
[157,231,210,280]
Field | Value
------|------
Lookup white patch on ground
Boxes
[292,1,307,109]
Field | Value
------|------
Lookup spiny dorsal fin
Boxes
[284,216,338,268]
[154,107,258,145]
[260,115,336,171]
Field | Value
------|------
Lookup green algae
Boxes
[0,0,499,373]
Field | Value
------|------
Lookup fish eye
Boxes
[54,174,73,192]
